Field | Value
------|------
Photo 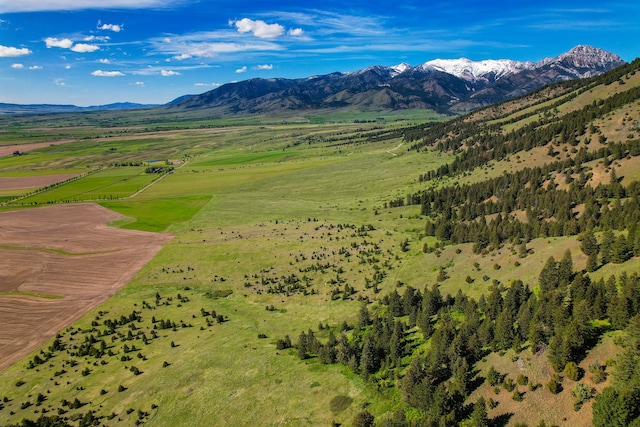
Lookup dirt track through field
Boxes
[0,203,172,371]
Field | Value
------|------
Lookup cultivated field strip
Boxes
[0,203,172,371]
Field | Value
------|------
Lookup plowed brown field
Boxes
[0,140,74,157]
[0,174,80,191]
[0,203,172,371]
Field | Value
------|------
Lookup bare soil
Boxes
[472,336,619,427]
[0,203,172,371]
[0,174,80,191]
[0,140,75,157]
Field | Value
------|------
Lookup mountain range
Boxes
[1,46,625,116]
[170,45,625,114]
[0,102,157,115]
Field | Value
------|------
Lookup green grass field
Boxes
[0,114,443,426]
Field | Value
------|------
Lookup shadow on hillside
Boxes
[491,412,513,427]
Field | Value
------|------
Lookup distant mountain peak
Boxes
[535,45,625,78]
[391,63,412,75]
[558,45,624,68]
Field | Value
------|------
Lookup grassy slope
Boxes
[0,114,444,426]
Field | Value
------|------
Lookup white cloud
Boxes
[172,53,192,61]
[0,45,31,57]
[65,65,72,69]
[92,70,125,77]
[194,82,222,87]
[288,28,304,36]
[254,64,273,70]
[161,69,180,76]
[134,81,145,86]
[71,43,100,53]
[0,0,178,13]
[235,66,247,73]
[151,35,282,60]
[46,37,99,53]
[98,23,122,32]
[46,37,73,49]
[233,18,284,39]
[54,78,66,86]
[11,63,42,69]
[98,58,111,64]
[85,35,110,42]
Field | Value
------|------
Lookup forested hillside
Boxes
[280,59,640,426]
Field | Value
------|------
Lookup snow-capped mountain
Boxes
[418,58,534,83]
[390,62,412,76]
[170,46,625,114]
[535,45,626,78]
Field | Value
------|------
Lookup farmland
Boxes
[0,114,450,425]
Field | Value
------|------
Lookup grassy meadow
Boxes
[0,112,450,425]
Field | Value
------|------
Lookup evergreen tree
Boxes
[592,387,640,427]
[600,230,616,265]
[587,252,599,272]
[390,407,408,427]
[547,333,570,372]
[558,250,574,284]
[612,234,631,263]
[494,308,515,350]
[580,230,599,256]
[358,303,372,329]
[539,256,559,292]
[469,397,489,427]
[352,409,376,427]
[359,335,378,379]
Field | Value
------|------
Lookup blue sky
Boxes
[1,0,638,106]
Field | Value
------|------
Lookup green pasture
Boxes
[0,286,378,426]
[102,195,211,232]
[16,167,156,204]
[188,149,297,167]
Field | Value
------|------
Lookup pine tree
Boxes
[600,230,616,265]
[469,397,489,427]
[580,230,599,256]
[539,256,559,292]
[587,252,599,272]
[547,333,570,372]
[558,249,574,284]
[494,308,515,351]
[358,303,372,329]
[612,235,631,263]
[359,335,378,379]
[352,409,375,427]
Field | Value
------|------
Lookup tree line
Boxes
[281,254,640,425]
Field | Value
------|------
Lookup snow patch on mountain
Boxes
[391,62,411,76]
[420,58,534,82]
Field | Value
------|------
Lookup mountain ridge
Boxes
[171,45,625,114]
[0,102,159,115]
